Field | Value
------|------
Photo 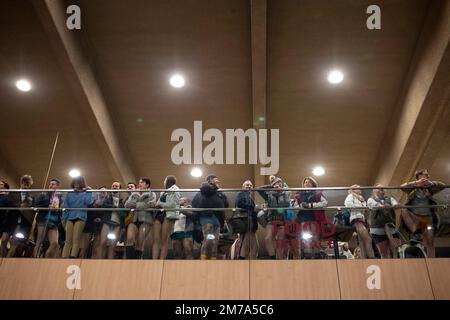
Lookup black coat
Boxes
[0,193,15,231]
[192,182,229,227]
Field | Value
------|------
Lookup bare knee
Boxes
[49,241,59,249]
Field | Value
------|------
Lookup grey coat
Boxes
[125,191,157,224]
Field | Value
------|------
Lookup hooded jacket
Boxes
[192,182,229,228]
[257,185,290,220]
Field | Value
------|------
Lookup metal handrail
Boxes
[3,185,450,193]
[0,204,447,212]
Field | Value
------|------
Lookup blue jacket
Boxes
[62,191,94,221]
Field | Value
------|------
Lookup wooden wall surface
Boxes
[0,258,449,300]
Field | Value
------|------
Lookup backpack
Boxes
[334,208,351,227]
[228,211,250,235]
[398,242,427,258]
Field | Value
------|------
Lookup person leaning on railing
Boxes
[79,188,103,259]
[344,185,375,259]
[7,175,35,258]
[235,179,259,260]
[154,175,181,260]
[171,197,194,259]
[62,176,94,258]
[123,182,137,227]
[367,184,401,259]
[124,177,157,259]
[93,183,124,259]
[400,169,445,258]
[32,178,64,258]
[192,174,229,260]
[0,180,14,257]
[293,176,328,259]
[257,176,290,260]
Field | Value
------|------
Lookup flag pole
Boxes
[28,132,60,243]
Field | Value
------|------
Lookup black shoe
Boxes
[125,246,135,259]
[135,250,143,259]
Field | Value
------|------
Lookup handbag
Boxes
[228,212,250,234]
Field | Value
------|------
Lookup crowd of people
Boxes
[0,169,446,260]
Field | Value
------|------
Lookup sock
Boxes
[126,246,135,259]
[270,255,276,260]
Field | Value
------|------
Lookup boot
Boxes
[135,249,143,259]
[125,246,135,259]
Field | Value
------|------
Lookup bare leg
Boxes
[201,223,214,259]
[201,223,219,259]
[137,223,151,252]
[385,224,400,258]
[377,240,390,259]
[70,220,86,258]
[423,228,435,258]
[0,233,11,257]
[210,227,220,259]
[95,224,109,259]
[401,209,418,233]
[355,222,374,259]
[62,221,74,258]
[265,225,275,257]
[79,232,91,259]
[91,234,101,258]
[126,223,137,246]
[275,227,285,259]
[152,220,162,259]
[182,237,193,259]
[33,225,46,258]
[7,241,18,257]
[240,234,248,258]
[172,239,182,259]
[160,219,173,259]
[107,226,120,259]
[247,232,259,259]
[45,229,59,258]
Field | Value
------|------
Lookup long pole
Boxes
[42,132,59,189]
[28,132,60,243]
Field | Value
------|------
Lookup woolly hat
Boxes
[270,175,282,187]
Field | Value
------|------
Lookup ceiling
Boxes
[0,0,449,196]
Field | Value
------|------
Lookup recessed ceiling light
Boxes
[327,70,344,84]
[312,166,325,176]
[16,79,32,92]
[190,168,202,178]
[170,74,185,88]
[258,116,265,121]
[136,118,143,123]
[69,169,81,178]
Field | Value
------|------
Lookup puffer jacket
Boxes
[125,191,157,224]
